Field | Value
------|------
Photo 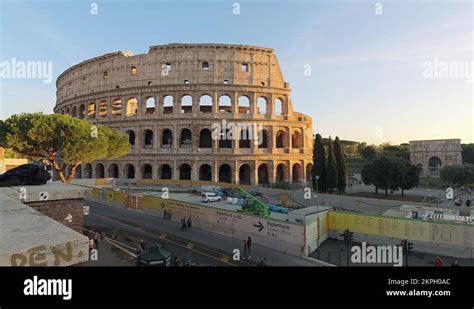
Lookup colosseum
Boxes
[54,43,313,186]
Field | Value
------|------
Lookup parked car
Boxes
[202,192,222,203]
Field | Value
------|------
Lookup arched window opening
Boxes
[142,164,153,179]
[239,164,251,185]
[146,97,156,115]
[181,95,193,114]
[199,129,212,148]
[162,129,173,148]
[257,97,267,115]
[127,130,136,146]
[180,129,192,148]
[144,130,153,148]
[218,95,232,113]
[126,98,138,116]
[199,164,212,181]
[112,99,122,117]
[98,101,108,118]
[179,164,192,180]
[238,96,250,114]
[276,130,285,148]
[219,164,232,183]
[87,102,96,119]
[160,164,172,179]
[163,95,174,114]
[199,95,213,113]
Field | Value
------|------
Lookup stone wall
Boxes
[25,199,84,233]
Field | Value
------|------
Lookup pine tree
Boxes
[334,136,347,193]
[326,137,338,193]
[312,133,327,192]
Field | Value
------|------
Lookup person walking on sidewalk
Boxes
[434,256,444,267]
[137,239,146,255]
[181,218,187,231]
[247,236,252,254]
[94,232,101,250]
[243,240,249,260]
[187,217,192,230]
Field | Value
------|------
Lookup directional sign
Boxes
[253,221,264,232]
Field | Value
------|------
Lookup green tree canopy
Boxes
[312,133,327,192]
[326,137,338,193]
[361,145,378,161]
[462,144,474,164]
[361,156,419,196]
[440,164,474,186]
[398,159,421,196]
[334,136,347,193]
[0,113,130,183]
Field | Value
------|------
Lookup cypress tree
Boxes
[334,136,347,193]
[326,137,338,193]
[312,133,327,192]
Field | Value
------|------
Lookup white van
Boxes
[201,192,222,203]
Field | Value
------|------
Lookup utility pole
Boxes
[401,239,413,266]
[341,229,354,266]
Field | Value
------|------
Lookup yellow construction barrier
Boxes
[327,211,474,246]
[105,189,126,205]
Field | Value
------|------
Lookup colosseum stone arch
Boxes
[54,43,313,185]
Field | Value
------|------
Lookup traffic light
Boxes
[349,231,354,241]
[401,239,414,253]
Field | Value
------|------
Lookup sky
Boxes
[0,0,472,145]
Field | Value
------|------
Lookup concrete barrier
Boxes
[0,191,89,266]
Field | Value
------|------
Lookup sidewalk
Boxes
[87,199,329,266]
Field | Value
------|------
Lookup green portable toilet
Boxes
[137,245,173,266]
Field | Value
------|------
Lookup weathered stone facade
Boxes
[409,139,462,177]
[54,43,313,185]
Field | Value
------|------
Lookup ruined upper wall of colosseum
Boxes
[56,43,289,103]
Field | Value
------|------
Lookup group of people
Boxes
[180,217,192,231]
[454,197,472,207]
[434,256,460,267]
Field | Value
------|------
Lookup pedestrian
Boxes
[257,258,267,267]
[243,240,248,260]
[89,238,95,253]
[180,218,187,231]
[187,217,192,230]
[451,260,460,267]
[137,239,146,255]
[247,236,252,253]
[434,256,443,267]
[94,232,101,250]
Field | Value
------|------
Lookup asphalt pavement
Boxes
[85,199,327,266]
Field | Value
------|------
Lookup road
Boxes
[86,204,252,266]
[85,199,325,266]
